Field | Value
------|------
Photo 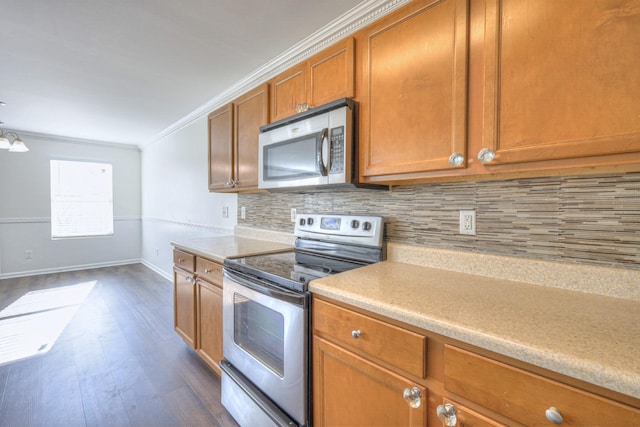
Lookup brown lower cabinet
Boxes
[173,266,197,348]
[173,249,224,375]
[313,337,426,426]
[312,295,640,426]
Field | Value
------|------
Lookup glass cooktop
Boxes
[224,250,369,293]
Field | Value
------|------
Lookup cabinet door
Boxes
[313,337,426,427]
[174,268,196,349]
[270,62,307,122]
[196,279,223,375]
[234,83,269,191]
[359,0,469,181]
[307,37,355,108]
[481,0,640,167]
[208,103,234,191]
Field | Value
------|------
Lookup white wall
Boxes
[0,133,141,278]
[140,116,237,279]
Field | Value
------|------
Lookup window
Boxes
[50,160,113,238]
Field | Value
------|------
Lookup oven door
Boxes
[222,268,309,425]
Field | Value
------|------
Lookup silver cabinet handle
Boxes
[477,148,496,163]
[436,403,458,426]
[545,407,564,424]
[351,329,362,339]
[177,258,185,263]
[185,276,195,284]
[448,152,465,167]
[225,180,236,187]
[403,387,422,409]
[204,268,212,274]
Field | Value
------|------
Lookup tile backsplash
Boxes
[238,172,640,270]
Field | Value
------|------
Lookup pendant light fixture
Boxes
[0,101,29,152]
[0,130,29,152]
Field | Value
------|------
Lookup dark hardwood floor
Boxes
[0,264,239,427]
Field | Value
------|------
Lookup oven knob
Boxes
[299,218,306,226]
[363,221,372,231]
[350,219,360,229]
[307,217,314,226]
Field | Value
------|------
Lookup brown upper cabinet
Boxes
[477,0,640,173]
[270,37,355,122]
[356,0,470,184]
[355,0,640,185]
[208,83,269,192]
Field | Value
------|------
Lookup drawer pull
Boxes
[204,268,212,273]
[403,387,422,409]
[351,330,362,339]
[185,276,195,284]
[545,407,564,424]
[178,258,185,263]
[436,403,458,426]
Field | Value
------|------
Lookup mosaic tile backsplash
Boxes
[238,173,640,270]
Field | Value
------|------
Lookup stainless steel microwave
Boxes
[258,98,378,191]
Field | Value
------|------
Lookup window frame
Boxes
[49,159,114,239]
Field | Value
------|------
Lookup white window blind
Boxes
[50,160,113,238]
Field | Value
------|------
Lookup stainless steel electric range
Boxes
[221,213,386,427]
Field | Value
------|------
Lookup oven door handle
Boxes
[223,268,307,307]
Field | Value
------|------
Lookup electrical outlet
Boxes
[459,210,476,235]
[24,250,33,259]
[291,208,297,222]
[241,206,246,219]
[222,206,229,218]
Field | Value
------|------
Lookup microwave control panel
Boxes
[329,126,344,174]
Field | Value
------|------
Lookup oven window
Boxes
[263,132,321,180]
[233,293,285,377]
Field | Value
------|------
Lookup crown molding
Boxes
[4,129,141,150]
[140,0,411,149]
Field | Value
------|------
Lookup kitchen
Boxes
[1,0,639,426]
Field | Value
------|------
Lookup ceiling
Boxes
[0,0,366,146]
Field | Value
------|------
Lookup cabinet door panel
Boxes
[270,62,307,122]
[482,0,640,165]
[313,337,426,427]
[174,268,196,349]
[197,279,223,375]
[208,103,234,191]
[308,37,355,108]
[360,0,469,178]
[234,83,269,191]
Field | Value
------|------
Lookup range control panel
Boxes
[294,213,384,248]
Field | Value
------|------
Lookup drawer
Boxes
[444,345,640,426]
[173,249,195,272]
[313,298,426,378]
[196,257,223,286]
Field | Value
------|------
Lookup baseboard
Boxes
[140,260,172,282]
[0,259,142,280]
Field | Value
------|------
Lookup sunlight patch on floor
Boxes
[0,281,96,365]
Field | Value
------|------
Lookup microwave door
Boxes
[260,128,330,189]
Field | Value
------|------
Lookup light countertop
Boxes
[309,260,640,400]
[171,235,292,263]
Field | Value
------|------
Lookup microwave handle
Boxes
[317,128,330,176]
